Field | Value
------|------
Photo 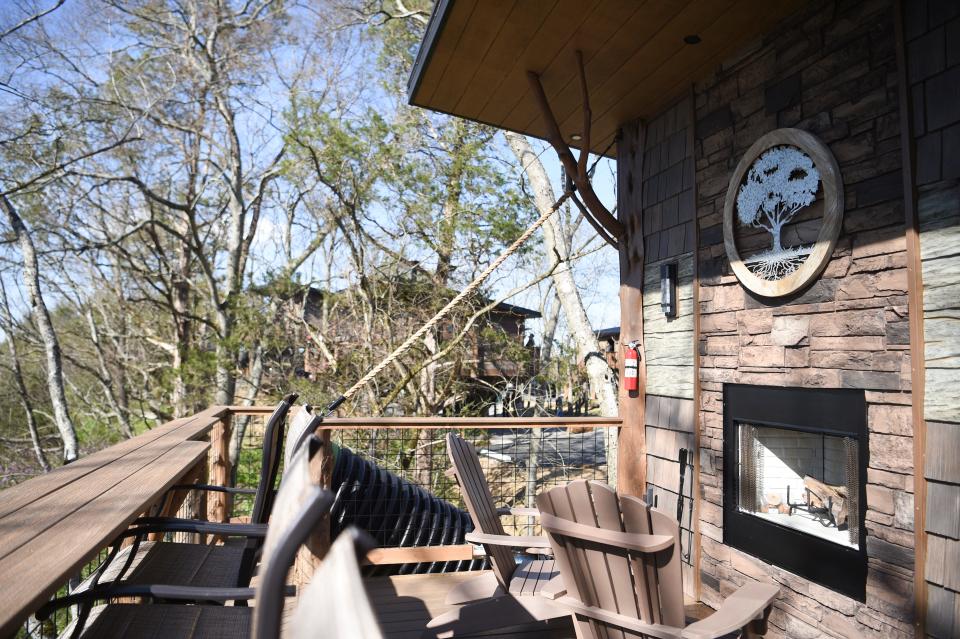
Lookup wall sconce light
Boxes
[661,262,677,318]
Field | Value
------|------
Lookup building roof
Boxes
[491,300,541,319]
[408,0,802,156]
[594,326,620,340]
[299,286,541,319]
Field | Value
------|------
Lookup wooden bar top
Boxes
[0,407,224,637]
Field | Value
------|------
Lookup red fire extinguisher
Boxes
[623,342,639,392]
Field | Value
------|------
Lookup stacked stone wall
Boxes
[692,1,914,636]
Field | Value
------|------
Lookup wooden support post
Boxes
[293,428,335,587]
[207,411,233,524]
[894,2,927,634]
[616,119,648,498]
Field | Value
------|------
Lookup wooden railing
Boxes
[2,405,621,638]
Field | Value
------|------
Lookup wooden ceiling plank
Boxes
[533,0,737,140]
[584,0,803,131]
[425,0,517,113]
[417,0,481,106]
[451,0,561,117]
[477,0,628,130]
[512,0,700,140]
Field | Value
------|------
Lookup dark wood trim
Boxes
[617,119,648,498]
[687,87,703,603]
[405,0,452,104]
[893,1,927,634]
[313,416,622,430]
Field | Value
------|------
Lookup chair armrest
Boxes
[539,575,566,600]
[556,596,684,639]
[170,483,257,495]
[126,517,268,538]
[496,506,540,517]
[464,532,552,548]
[540,512,674,553]
[681,582,778,639]
[37,583,294,620]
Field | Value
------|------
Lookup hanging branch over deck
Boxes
[527,51,624,247]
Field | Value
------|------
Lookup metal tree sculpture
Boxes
[735,146,820,280]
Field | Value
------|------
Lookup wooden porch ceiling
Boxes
[408,0,803,156]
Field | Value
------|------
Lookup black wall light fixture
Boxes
[660,262,677,317]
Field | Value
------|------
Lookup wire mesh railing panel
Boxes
[327,426,612,566]
[231,413,268,521]
[16,547,112,639]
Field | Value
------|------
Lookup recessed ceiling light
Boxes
[684,34,702,45]
[570,133,582,141]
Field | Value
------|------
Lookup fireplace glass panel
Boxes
[737,422,860,549]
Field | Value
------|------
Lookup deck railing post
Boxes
[207,410,233,524]
[293,427,335,586]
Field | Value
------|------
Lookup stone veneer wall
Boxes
[692,1,916,637]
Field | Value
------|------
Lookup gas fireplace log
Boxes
[803,475,848,527]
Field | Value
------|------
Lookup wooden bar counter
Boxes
[0,408,223,637]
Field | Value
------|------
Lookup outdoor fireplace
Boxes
[723,384,867,600]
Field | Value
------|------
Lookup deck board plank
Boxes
[365,571,576,639]
[0,407,220,523]
[0,417,216,561]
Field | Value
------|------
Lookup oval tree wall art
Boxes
[723,128,843,298]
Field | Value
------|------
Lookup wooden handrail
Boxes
[221,407,622,429]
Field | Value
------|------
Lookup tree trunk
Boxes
[2,195,79,462]
[540,288,561,364]
[506,135,617,410]
[229,343,264,486]
[0,280,51,472]
[505,133,619,478]
[85,308,134,438]
[171,234,191,417]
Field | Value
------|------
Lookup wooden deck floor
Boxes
[364,570,575,639]
[360,570,716,639]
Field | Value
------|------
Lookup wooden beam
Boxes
[894,2,926,635]
[219,408,623,430]
[616,118,647,498]
[688,87,704,604]
[526,51,625,242]
[221,405,277,416]
[365,544,475,565]
[314,416,622,430]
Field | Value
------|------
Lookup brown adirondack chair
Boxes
[424,433,566,637]
[537,480,779,639]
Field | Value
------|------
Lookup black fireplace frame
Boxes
[722,384,868,601]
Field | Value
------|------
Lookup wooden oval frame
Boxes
[723,128,843,298]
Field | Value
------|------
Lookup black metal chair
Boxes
[39,434,349,639]
[60,395,323,600]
